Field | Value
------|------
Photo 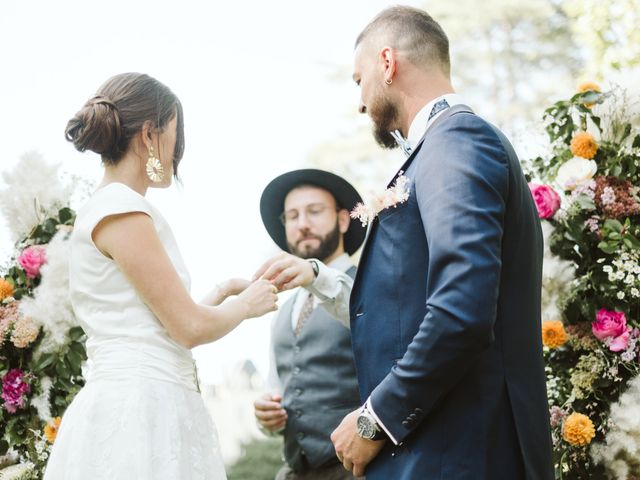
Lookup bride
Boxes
[43,72,278,480]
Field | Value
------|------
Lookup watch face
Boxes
[357,415,375,439]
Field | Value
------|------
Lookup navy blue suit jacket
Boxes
[350,106,554,479]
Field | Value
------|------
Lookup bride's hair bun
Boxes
[65,95,124,159]
[64,73,184,175]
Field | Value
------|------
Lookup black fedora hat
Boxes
[260,169,366,255]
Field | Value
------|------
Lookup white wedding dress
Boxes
[44,183,227,480]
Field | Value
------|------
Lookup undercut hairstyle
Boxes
[355,6,450,75]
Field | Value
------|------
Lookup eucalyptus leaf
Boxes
[598,241,617,254]
[604,219,624,232]
[68,326,85,342]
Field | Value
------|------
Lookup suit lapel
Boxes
[351,104,475,306]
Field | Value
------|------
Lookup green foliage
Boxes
[1,206,85,478]
[527,85,640,478]
[226,438,283,480]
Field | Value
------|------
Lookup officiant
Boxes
[253,169,366,480]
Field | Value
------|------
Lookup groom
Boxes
[331,6,554,480]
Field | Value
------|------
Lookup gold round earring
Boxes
[146,147,164,183]
[385,78,393,85]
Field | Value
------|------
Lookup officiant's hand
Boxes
[253,252,315,292]
[254,393,287,432]
[331,409,386,477]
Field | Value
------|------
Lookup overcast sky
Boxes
[0,0,424,384]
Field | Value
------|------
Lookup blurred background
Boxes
[1,0,638,476]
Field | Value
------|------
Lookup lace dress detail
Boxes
[44,183,226,480]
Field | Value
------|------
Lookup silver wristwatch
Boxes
[308,259,319,277]
[356,404,386,441]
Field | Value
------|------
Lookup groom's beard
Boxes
[370,88,401,150]
[287,221,341,262]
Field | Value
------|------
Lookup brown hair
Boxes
[65,73,184,177]
[356,6,450,75]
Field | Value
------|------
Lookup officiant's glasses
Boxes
[280,203,340,226]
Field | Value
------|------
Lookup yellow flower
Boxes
[577,82,601,108]
[44,417,62,443]
[562,412,595,446]
[0,278,14,301]
[542,320,568,348]
[570,132,598,159]
[577,81,601,94]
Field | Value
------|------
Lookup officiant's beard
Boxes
[287,221,341,262]
[370,92,401,150]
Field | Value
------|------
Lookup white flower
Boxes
[601,187,616,206]
[624,274,635,285]
[603,265,613,274]
[0,152,73,243]
[591,374,640,477]
[555,157,598,191]
[0,462,36,480]
[20,231,78,354]
[631,288,640,298]
[30,376,52,422]
[617,291,625,300]
[540,222,575,321]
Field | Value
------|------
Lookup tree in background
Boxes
[562,0,640,76]
[427,0,580,131]
[307,0,636,192]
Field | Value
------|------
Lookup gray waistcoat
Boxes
[273,266,361,472]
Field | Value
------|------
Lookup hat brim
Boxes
[260,169,366,255]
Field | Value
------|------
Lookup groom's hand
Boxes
[254,393,287,432]
[331,409,386,477]
[253,252,316,292]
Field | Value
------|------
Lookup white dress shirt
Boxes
[407,93,466,150]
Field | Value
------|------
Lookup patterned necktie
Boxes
[428,98,450,121]
[294,292,314,336]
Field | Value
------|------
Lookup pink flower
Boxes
[1,369,31,414]
[592,308,631,352]
[529,183,561,219]
[18,245,47,279]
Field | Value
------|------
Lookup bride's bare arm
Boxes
[92,212,278,348]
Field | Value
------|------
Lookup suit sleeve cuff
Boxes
[366,397,399,445]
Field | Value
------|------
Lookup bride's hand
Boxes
[219,278,251,297]
[202,278,251,306]
[237,279,279,319]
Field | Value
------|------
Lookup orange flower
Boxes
[44,417,62,443]
[577,81,601,94]
[562,412,595,446]
[577,82,601,108]
[0,278,14,301]
[570,132,598,159]
[542,320,568,348]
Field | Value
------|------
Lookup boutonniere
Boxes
[350,173,411,227]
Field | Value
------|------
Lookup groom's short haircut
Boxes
[356,6,450,76]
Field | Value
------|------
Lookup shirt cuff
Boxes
[308,260,336,300]
[366,397,399,445]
